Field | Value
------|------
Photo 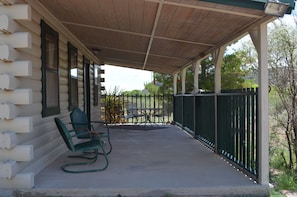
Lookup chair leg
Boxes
[68,151,97,160]
[61,154,98,173]
[107,138,112,154]
[61,148,109,173]
[85,148,109,173]
[98,137,112,155]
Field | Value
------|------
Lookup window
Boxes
[68,42,78,110]
[41,20,60,117]
[93,64,99,106]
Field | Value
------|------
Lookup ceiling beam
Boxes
[142,0,164,70]
[61,21,149,37]
[154,36,215,47]
[85,44,190,61]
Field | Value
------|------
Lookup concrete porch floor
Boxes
[15,125,269,197]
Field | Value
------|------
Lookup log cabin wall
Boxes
[0,0,103,189]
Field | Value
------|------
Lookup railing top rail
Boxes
[217,92,257,96]
[174,93,215,97]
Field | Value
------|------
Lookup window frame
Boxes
[83,56,91,120]
[41,20,60,117]
[67,42,79,111]
[93,64,99,106]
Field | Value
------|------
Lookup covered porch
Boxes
[0,0,296,194]
[16,125,268,197]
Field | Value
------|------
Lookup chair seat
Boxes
[74,140,101,152]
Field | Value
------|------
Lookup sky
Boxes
[103,65,152,92]
[102,12,296,92]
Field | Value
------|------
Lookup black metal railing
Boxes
[173,88,259,180]
[183,95,195,133]
[102,94,173,124]
[195,93,215,148]
[217,89,258,179]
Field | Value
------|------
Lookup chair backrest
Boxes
[126,103,139,116]
[54,118,75,151]
[70,107,90,138]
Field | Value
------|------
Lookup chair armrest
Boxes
[69,122,91,126]
[90,120,109,127]
[89,130,106,139]
[90,120,106,124]
[69,128,92,138]
[89,121,110,133]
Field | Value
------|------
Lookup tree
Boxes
[268,21,297,172]
[122,89,143,96]
[154,73,174,94]
[221,53,249,89]
[144,82,159,95]
[199,53,251,91]
[150,51,254,94]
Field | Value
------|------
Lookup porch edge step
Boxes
[14,185,270,197]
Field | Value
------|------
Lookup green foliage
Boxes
[122,89,143,96]
[268,21,297,173]
[270,148,288,171]
[154,73,174,94]
[272,172,297,191]
[269,84,297,193]
[221,53,248,89]
[106,86,122,95]
[104,86,124,124]
[199,57,215,91]
[242,79,258,88]
[199,53,252,91]
[144,82,159,95]
[152,51,254,94]
[270,190,285,197]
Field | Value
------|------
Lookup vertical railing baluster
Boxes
[247,88,251,171]
[255,88,259,177]
[241,90,245,167]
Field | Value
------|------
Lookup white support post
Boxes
[212,46,225,153]
[173,72,178,95]
[181,68,187,94]
[213,46,226,94]
[193,60,201,94]
[250,24,269,185]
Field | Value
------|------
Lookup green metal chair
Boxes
[54,118,108,173]
[70,107,112,155]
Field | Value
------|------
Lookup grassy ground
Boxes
[269,90,297,196]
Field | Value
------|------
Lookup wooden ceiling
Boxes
[37,0,294,74]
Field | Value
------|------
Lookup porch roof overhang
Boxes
[37,0,295,74]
